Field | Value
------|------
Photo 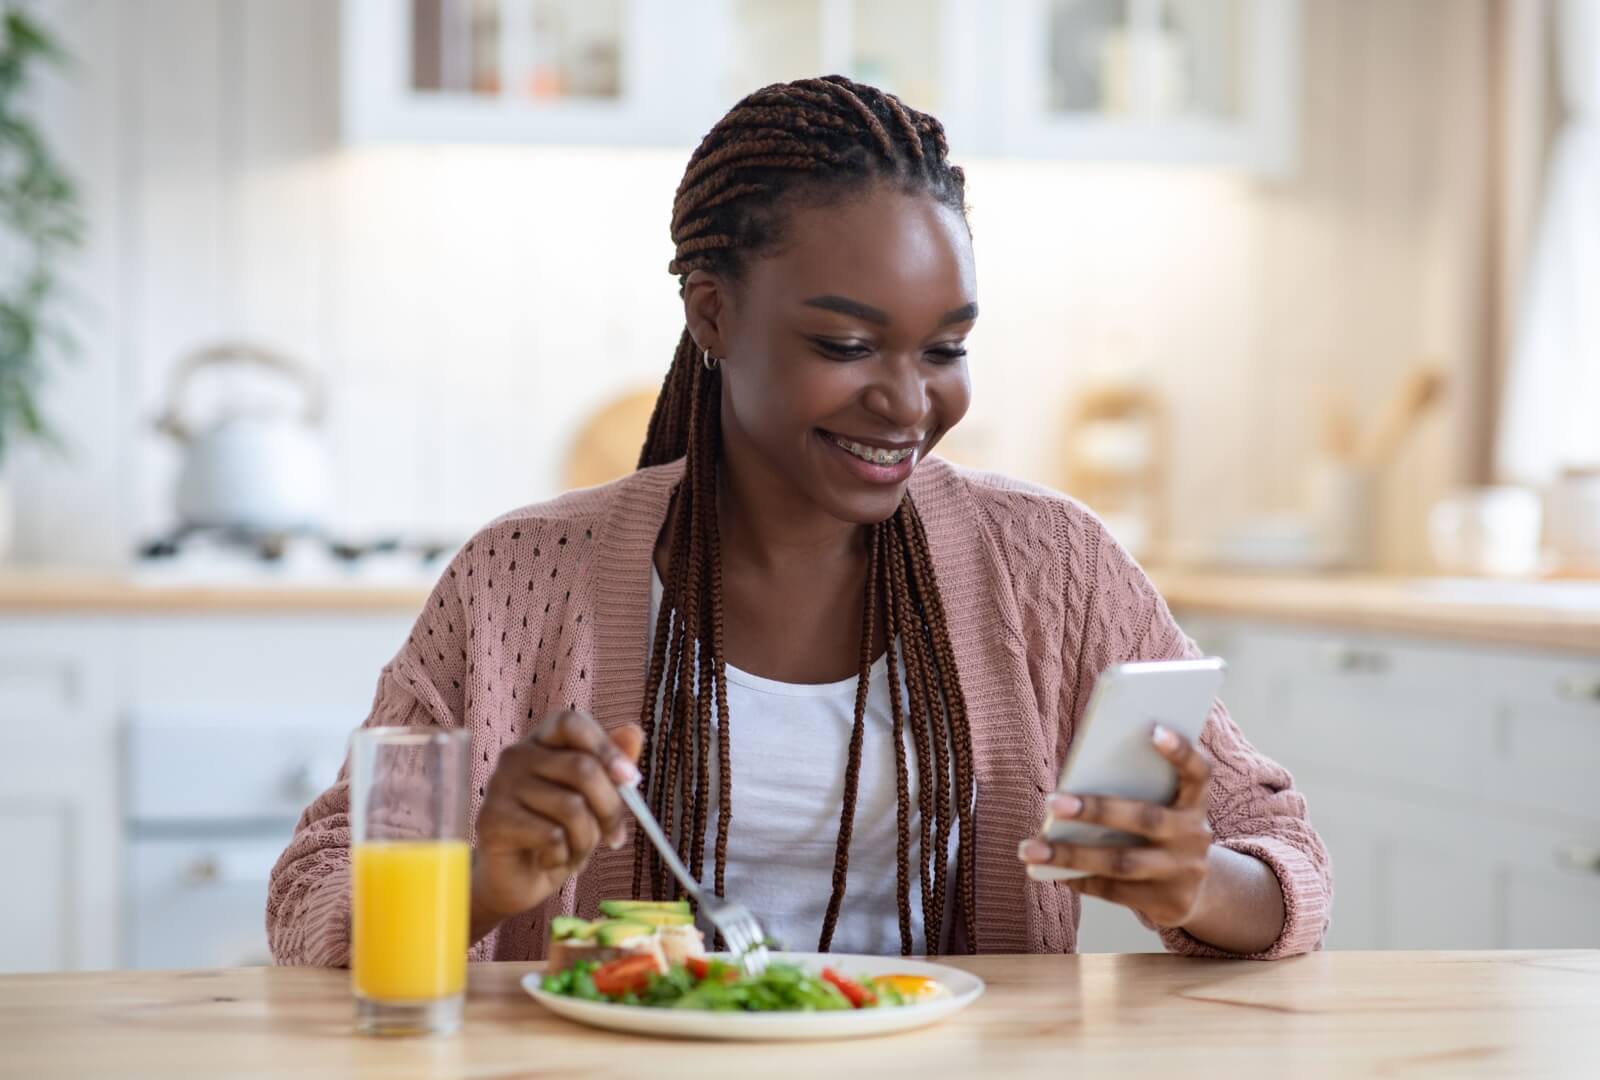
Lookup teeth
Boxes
[831,435,914,466]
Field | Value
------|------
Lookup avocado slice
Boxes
[626,909,694,927]
[550,916,597,942]
[597,899,691,918]
[595,920,654,946]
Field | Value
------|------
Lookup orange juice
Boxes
[351,840,470,1002]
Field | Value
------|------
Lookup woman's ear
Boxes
[681,269,732,360]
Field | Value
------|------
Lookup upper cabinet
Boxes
[996,0,1298,171]
[342,0,1299,173]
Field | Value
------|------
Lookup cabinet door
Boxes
[1310,776,1600,950]
[343,0,702,144]
[0,620,120,973]
[1482,651,1600,824]
[1074,894,1163,953]
[989,0,1298,170]
[0,803,75,973]
[126,614,414,718]
[712,0,978,146]
[128,835,293,970]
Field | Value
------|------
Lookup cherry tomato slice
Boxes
[822,966,876,1008]
[591,954,660,997]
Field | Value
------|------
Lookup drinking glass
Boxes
[349,726,471,1036]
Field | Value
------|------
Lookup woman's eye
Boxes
[927,345,968,364]
[814,339,873,360]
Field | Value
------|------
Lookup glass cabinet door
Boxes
[997,0,1298,171]
[343,0,688,144]
[344,0,1296,170]
[408,0,626,104]
[1042,0,1245,122]
[718,0,946,114]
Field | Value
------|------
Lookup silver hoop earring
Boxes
[702,348,720,371]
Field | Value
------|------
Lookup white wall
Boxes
[11,0,1491,570]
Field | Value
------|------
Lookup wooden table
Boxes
[2,952,1596,1078]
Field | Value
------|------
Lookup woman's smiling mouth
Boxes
[818,429,921,483]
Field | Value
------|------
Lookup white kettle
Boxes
[154,344,331,534]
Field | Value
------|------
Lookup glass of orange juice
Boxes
[349,727,471,1036]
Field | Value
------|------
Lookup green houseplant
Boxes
[0,6,81,553]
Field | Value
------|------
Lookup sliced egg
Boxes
[876,974,949,1001]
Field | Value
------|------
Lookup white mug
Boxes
[1427,487,1544,577]
[1547,467,1600,576]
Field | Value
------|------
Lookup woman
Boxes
[268,77,1329,964]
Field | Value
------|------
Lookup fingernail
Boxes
[607,827,627,850]
[1018,839,1051,863]
[609,758,641,786]
[1051,794,1082,818]
[1152,724,1178,750]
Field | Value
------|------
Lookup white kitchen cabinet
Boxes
[1162,617,1600,952]
[342,0,1299,171]
[342,0,704,145]
[0,608,415,974]
[0,621,120,973]
[994,0,1298,171]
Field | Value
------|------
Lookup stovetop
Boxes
[133,528,456,586]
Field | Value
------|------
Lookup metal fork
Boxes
[616,781,771,975]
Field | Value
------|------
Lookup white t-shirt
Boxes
[648,568,956,956]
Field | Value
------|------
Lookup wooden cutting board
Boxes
[564,388,660,491]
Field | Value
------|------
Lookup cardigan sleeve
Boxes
[1066,505,1332,959]
[265,557,478,967]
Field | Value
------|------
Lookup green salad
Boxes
[540,955,907,1012]
[538,901,942,1012]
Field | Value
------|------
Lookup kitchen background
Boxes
[1,0,1596,974]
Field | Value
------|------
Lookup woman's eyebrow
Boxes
[939,301,979,326]
[803,294,890,325]
[802,295,980,327]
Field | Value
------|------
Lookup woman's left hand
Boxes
[1019,725,1214,929]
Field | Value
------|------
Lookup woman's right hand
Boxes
[468,710,644,943]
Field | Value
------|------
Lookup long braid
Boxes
[635,76,977,954]
[889,516,939,947]
[670,362,710,875]
[687,380,722,887]
[879,527,914,955]
[817,523,881,952]
[903,500,979,949]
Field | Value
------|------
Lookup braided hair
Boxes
[633,76,977,956]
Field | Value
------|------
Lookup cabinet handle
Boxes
[179,856,221,887]
[1325,645,1391,675]
[1554,846,1600,876]
[1556,676,1600,705]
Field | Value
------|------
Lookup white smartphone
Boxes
[1027,657,1226,882]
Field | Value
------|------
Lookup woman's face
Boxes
[694,184,977,526]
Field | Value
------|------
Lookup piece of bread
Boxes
[547,935,668,977]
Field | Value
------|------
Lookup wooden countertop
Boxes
[1,952,1596,1078]
[1149,568,1600,656]
[0,571,432,614]
[1,567,1596,655]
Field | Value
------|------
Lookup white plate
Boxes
[521,952,984,1041]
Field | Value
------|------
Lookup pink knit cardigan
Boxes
[267,458,1330,963]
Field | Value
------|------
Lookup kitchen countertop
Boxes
[0,570,434,614]
[1,567,1596,654]
[1,952,1595,1078]
[1148,568,1600,656]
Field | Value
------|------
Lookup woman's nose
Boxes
[862,354,930,429]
